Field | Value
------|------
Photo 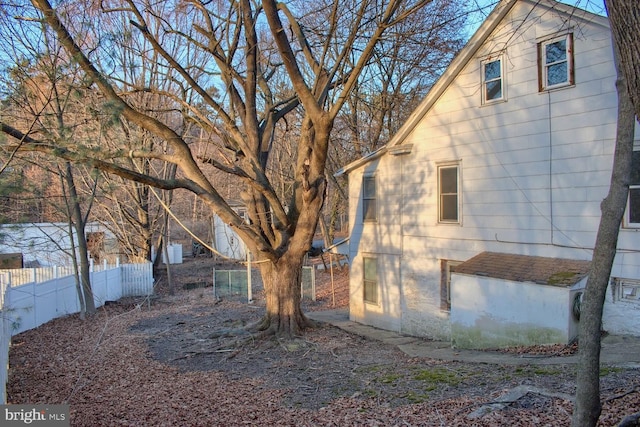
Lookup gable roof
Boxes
[452,251,591,287]
[335,0,609,177]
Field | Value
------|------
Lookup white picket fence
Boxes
[0,281,10,405]
[0,262,153,404]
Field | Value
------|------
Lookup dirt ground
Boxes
[6,256,640,426]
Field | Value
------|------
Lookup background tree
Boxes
[325,0,465,242]
[0,9,102,315]
[1,0,468,337]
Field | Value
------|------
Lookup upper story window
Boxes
[539,33,574,91]
[438,162,460,224]
[362,175,376,222]
[625,150,640,228]
[481,56,504,104]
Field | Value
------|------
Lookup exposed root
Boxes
[618,412,640,427]
[241,312,320,340]
[207,328,251,339]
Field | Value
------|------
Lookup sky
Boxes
[465,0,607,37]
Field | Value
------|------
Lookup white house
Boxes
[0,222,118,267]
[212,207,247,260]
[337,0,640,348]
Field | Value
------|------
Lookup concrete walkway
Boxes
[307,309,640,368]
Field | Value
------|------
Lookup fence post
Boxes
[212,268,216,300]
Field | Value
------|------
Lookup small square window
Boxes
[481,57,504,103]
[539,34,574,91]
[363,256,378,304]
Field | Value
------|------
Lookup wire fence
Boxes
[212,266,315,302]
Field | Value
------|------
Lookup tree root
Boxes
[605,386,640,403]
[618,412,640,427]
[242,313,320,339]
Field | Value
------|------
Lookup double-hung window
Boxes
[539,33,574,91]
[363,256,378,304]
[626,150,640,227]
[363,175,376,222]
[438,163,460,223]
[481,56,504,103]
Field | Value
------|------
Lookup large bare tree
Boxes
[0,0,452,337]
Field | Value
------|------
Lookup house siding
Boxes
[346,0,640,341]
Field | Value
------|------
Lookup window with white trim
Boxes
[363,256,378,304]
[438,163,460,223]
[481,56,504,103]
[539,33,574,91]
[362,175,376,222]
[626,150,640,227]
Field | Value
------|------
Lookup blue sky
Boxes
[566,0,606,15]
[465,0,606,37]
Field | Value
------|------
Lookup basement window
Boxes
[613,278,640,303]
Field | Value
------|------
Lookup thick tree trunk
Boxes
[605,1,640,122]
[256,252,314,337]
[571,70,635,426]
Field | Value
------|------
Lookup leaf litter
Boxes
[7,258,640,426]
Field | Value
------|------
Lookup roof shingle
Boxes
[451,252,591,287]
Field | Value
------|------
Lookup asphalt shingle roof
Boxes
[451,252,591,287]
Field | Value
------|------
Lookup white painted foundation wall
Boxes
[450,273,586,349]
